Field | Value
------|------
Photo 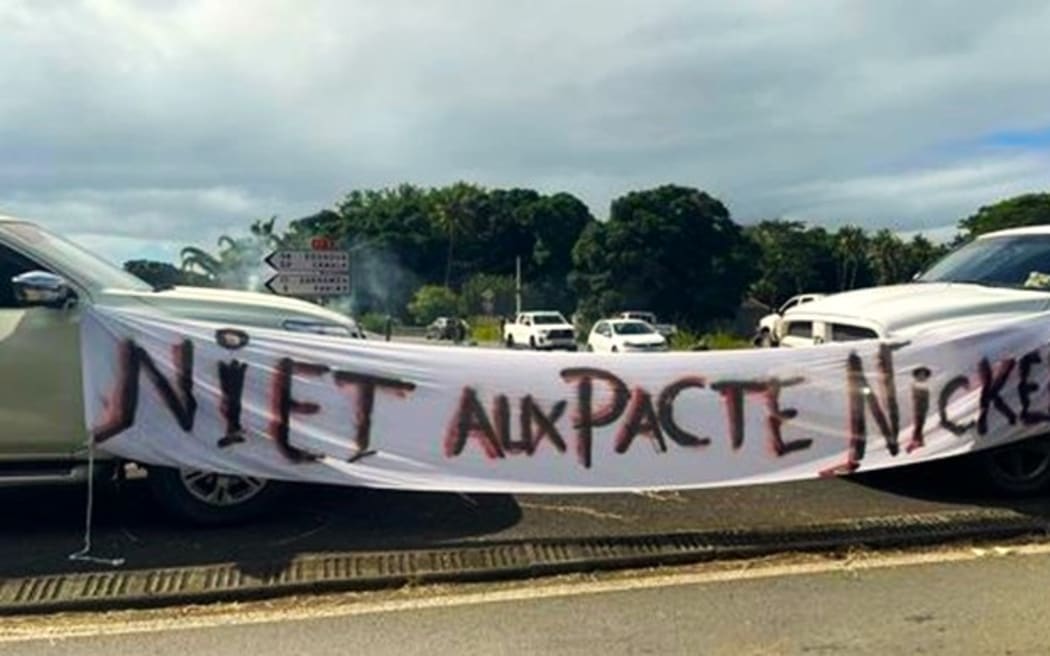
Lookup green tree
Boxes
[460,273,517,317]
[959,193,1050,239]
[866,229,912,285]
[407,285,460,325]
[572,185,757,329]
[903,234,949,277]
[284,183,594,317]
[834,225,871,291]
[287,188,441,317]
[746,220,838,307]
[180,217,283,289]
[431,182,486,287]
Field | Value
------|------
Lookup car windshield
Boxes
[0,222,155,292]
[613,320,655,335]
[532,313,566,324]
[917,235,1050,289]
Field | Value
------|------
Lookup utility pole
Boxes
[515,255,522,315]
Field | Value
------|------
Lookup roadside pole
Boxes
[515,255,522,315]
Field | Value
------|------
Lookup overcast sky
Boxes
[2,0,1049,265]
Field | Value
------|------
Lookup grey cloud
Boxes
[1,0,1049,262]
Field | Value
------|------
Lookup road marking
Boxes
[3,541,1050,643]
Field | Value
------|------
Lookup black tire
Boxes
[755,329,775,348]
[611,346,619,353]
[148,467,286,525]
[505,335,515,349]
[975,437,1050,496]
[529,336,537,349]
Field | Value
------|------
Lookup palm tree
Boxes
[868,229,908,285]
[181,217,283,290]
[431,182,481,287]
[835,225,867,290]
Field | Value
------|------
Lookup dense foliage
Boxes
[123,186,1050,332]
[958,193,1050,240]
[571,185,757,325]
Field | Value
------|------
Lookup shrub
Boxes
[359,312,394,334]
[669,329,702,351]
[469,315,502,343]
[701,330,752,350]
[671,328,750,351]
[407,285,460,325]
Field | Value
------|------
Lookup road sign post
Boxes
[264,239,350,298]
[264,273,351,296]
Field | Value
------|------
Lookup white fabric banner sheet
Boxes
[81,306,1050,493]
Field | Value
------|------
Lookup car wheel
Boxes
[977,437,1050,496]
[505,335,515,349]
[755,329,775,348]
[529,336,537,349]
[148,467,286,525]
[586,344,593,352]
[611,346,619,353]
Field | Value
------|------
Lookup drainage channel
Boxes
[1,507,1046,615]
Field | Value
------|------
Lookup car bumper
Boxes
[622,344,669,352]
[534,339,578,350]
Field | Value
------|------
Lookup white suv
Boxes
[0,216,364,523]
[776,226,1050,494]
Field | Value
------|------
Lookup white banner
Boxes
[81,306,1050,493]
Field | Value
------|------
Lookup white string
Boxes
[67,437,125,567]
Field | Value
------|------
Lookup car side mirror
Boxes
[12,271,77,309]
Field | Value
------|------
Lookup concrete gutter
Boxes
[2,506,1046,615]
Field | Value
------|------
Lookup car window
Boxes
[0,243,51,308]
[613,321,654,335]
[919,235,1050,288]
[780,298,798,313]
[532,313,566,325]
[785,321,813,338]
[0,223,153,293]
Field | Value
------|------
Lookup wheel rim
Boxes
[179,470,268,506]
[988,441,1050,488]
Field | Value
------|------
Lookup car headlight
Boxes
[282,320,354,337]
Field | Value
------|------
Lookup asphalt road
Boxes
[7,543,1050,654]
[2,455,1049,579]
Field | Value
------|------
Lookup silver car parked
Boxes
[0,216,364,524]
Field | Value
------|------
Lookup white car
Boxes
[754,293,824,346]
[0,216,364,524]
[587,319,669,353]
[616,311,676,338]
[776,225,1050,494]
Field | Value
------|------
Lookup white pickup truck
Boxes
[503,311,577,350]
[753,293,824,346]
[775,225,1050,494]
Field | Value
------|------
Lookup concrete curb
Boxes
[2,507,1046,615]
